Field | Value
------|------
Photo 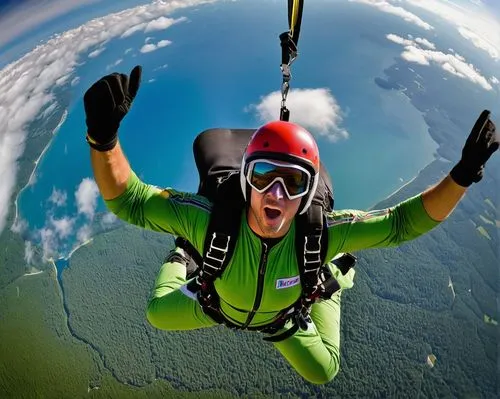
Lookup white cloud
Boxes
[71,76,80,86]
[88,47,106,58]
[0,0,215,235]
[145,16,187,33]
[24,240,34,265]
[49,187,67,207]
[56,75,71,86]
[387,33,414,47]
[349,0,433,30]
[157,40,171,48]
[140,39,172,54]
[414,37,435,49]
[400,45,431,65]
[352,0,500,60]
[121,24,146,39]
[50,216,75,239]
[248,88,349,142]
[39,227,57,260]
[387,33,493,90]
[490,76,499,85]
[368,0,500,60]
[11,217,28,234]
[39,101,58,120]
[106,58,123,70]
[77,224,92,243]
[102,212,117,226]
[75,178,99,219]
[121,15,186,38]
[140,44,157,53]
[405,0,499,60]
[124,47,133,54]
[457,26,498,60]
[153,63,168,71]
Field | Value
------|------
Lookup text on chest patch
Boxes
[276,275,301,289]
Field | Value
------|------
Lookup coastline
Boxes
[66,238,93,260]
[23,270,43,277]
[12,109,68,230]
[367,154,453,211]
[367,172,420,211]
[50,238,94,281]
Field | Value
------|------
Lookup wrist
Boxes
[86,132,118,152]
[449,161,473,187]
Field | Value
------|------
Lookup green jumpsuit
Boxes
[105,171,440,384]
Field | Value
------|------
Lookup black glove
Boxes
[83,65,142,151]
[450,110,499,187]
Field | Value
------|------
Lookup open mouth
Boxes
[264,207,282,220]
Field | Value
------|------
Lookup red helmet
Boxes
[240,120,320,214]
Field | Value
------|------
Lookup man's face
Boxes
[247,181,302,238]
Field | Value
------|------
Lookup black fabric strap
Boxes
[263,323,300,342]
[200,177,244,281]
[296,203,324,296]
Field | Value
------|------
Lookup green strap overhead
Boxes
[279,0,305,121]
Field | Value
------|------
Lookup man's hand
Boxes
[450,110,499,187]
[84,65,142,151]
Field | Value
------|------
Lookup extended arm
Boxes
[420,175,466,221]
[90,143,131,200]
[83,65,141,200]
[83,65,211,249]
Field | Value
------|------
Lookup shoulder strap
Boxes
[295,203,328,298]
[183,128,254,283]
[198,174,245,282]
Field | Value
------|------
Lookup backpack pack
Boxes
[180,127,354,341]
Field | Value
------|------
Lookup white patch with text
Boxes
[276,276,301,289]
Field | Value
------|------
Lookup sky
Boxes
[0,0,498,54]
[0,0,500,249]
[0,0,105,49]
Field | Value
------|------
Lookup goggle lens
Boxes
[248,161,310,199]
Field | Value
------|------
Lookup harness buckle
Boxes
[303,234,322,284]
[201,232,231,278]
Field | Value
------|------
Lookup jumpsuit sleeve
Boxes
[325,193,441,259]
[104,170,211,254]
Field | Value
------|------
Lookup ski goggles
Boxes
[246,159,311,200]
